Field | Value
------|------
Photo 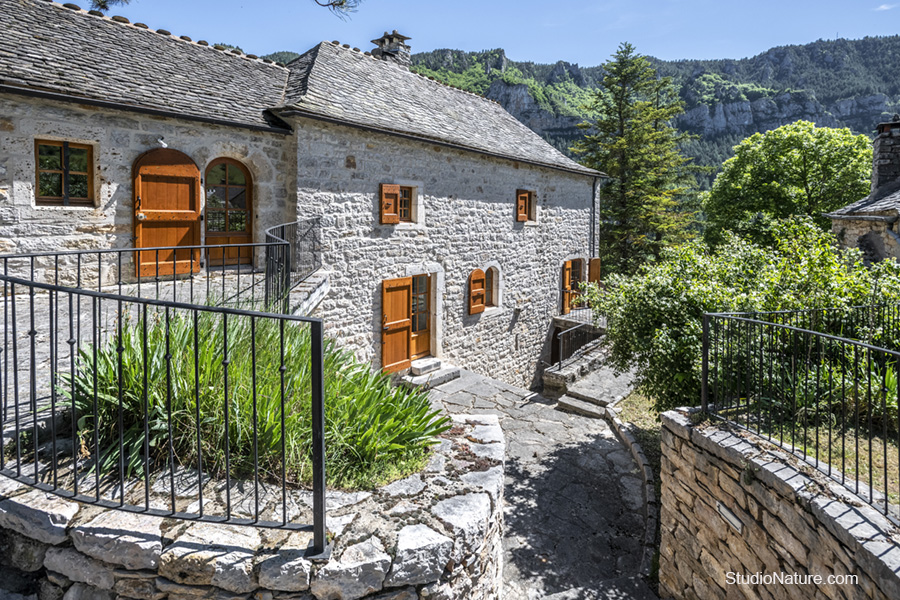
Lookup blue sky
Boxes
[111,1,900,65]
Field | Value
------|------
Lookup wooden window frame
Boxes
[516,189,535,222]
[204,157,253,237]
[34,140,94,206]
[398,186,414,223]
[381,183,416,224]
[485,267,496,307]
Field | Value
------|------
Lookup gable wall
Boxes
[0,94,296,259]
[293,117,596,388]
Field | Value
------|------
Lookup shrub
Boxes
[61,310,449,489]
[583,218,900,412]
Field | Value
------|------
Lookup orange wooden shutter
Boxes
[516,190,529,222]
[589,258,602,284]
[469,269,486,314]
[382,277,412,372]
[380,184,400,224]
[561,261,572,315]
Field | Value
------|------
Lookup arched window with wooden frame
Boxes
[205,158,253,265]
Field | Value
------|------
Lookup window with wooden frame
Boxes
[35,140,94,206]
[380,183,415,224]
[205,158,252,236]
[485,267,497,307]
[516,189,534,222]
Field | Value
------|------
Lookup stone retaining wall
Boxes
[0,414,504,600]
[659,409,900,600]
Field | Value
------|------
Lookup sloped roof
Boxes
[828,180,900,218]
[279,42,598,175]
[0,0,289,130]
[1,1,598,175]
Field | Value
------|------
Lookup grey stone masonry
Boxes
[659,409,900,600]
[0,415,505,600]
[0,94,295,257]
[298,118,595,389]
[872,120,900,193]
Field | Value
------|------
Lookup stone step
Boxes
[555,395,607,419]
[565,386,609,407]
[400,365,460,389]
[410,357,442,376]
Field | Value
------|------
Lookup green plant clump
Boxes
[61,311,449,490]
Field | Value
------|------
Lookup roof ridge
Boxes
[44,0,288,69]
[323,40,503,106]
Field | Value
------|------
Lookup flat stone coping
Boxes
[663,409,900,597]
[0,413,505,599]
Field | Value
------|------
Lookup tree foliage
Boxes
[704,121,872,246]
[583,218,900,412]
[573,42,698,275]
[90,0,130,11]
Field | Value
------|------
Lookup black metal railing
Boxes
[0,244,329,557]
[265,218,322,311]
[555,322,603,369]
[702,304,900,520]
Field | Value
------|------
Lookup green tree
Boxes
[573,42,697,275]
[91,1,362,15]
[704,120,872,246]
[90,0,130,10]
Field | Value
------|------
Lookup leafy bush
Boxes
[61,310,449,489]
[583,218,900,411]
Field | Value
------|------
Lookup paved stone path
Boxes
[428,369,658,600]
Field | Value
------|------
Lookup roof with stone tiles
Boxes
[830,180,900,217]
[0,0,290,130]
[1,0,598,175]
[279,42,598,175]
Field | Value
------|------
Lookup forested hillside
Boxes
[406,36,900,185]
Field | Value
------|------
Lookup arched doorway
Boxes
[204,158,253,266]
[133,148,202,277]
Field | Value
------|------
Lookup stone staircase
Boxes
[553,362,634,420]
[399,357,460,389]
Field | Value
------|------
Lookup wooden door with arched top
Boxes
[204,158,253,266]
[133,149,202,277]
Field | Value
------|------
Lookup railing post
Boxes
[307,319,331,560]
[702,313,710,413]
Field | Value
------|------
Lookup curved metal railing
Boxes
[0,243,328,556]
[702,304,900,521]
[265,218,322,312]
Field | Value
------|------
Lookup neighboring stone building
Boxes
[828,115,900,263]
[0,0,602,388]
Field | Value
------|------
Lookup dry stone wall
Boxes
[659,409,900,600]
[831,216,900,263]
[0,94,296,260]
[293,117,596,389]
[0,414,504,600]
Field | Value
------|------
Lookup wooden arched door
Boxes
[133,149,202,277]
[204,158,253,266]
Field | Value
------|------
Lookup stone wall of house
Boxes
[831,216,900,262]
[0,414,505,600]
[0,93,296,266]
[292,117,597,389]
[659,409,900,600]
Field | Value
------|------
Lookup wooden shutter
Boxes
[516,190,530,222]
[561,260,572,315]
[382,277,412,372]
[469,269,486,315]
[380,184,400,224]
[589,258,602,284]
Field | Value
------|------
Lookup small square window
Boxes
[516,189,535,222]
[35,140,94,206]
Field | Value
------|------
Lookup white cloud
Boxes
[875,4,897,10]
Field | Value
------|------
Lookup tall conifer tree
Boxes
[574,43,696,275]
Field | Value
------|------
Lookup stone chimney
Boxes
[371,30,411,68]
[871,113,900,193]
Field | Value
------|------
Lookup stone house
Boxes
[828,114,900,262]
[0,0,602,388]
